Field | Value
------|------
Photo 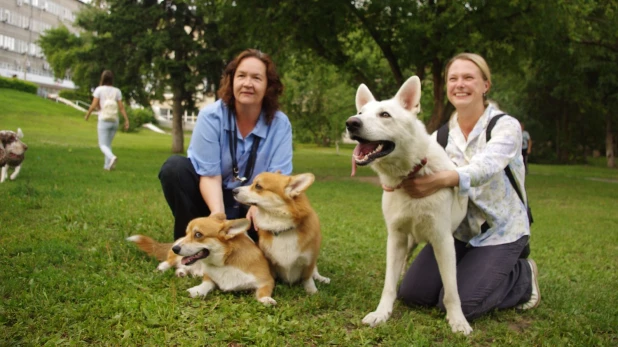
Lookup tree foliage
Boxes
[39,0,618,165]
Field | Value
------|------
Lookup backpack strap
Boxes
[437,122,449,149]
[485,114,526,205]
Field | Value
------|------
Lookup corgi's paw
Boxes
[362,310,391,327]
[313,274,330,284]
[156,261,171,272]
[447,313,472,335]
[303,278,318,295]
[175,268,188,277]
[187,285,209,298]
[258,296,277,306]
[187,281,214,298]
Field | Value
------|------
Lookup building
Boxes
[0,0,86,95]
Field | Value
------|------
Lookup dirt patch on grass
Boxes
[507,317,533,333]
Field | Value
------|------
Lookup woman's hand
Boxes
[84,113,90,121]
[246,205,258,226]
[400,170,459,198]
[124,120,130,131]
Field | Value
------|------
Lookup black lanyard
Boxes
[228,112,261,185]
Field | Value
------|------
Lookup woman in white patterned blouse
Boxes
[397,53,540,320]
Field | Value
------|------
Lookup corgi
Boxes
[233,172,330,294]
[127,214,277,305]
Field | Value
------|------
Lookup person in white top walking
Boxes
[84,70,130,170]
[397,53,539,321]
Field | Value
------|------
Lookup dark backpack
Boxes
[437,114,533,257]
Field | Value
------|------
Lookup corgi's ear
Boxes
[275,170,281,174]
[222,218,251,240]
[356,84,375,112]
[394,76,421,112]
[285,173,315,198]
[211,212,227,221]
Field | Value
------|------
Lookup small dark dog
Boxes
[1,128,28,183]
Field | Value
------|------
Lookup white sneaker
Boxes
[517,258,540,310]
[109,156,118,170]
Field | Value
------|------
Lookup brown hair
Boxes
[99,70,114,86]
[445,53,492,105]
[217,49,283,124]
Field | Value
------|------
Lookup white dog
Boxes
[0,128,28,183]
[346,76,472,334]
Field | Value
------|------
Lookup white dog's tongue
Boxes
[351,144,361,176]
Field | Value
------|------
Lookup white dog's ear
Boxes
[17,128,23,139]
[222,218,251,240]
[394,76,421,112]
[356,84,375,112]
[285,173,315,198]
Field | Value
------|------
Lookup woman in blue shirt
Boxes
[159,49,293,241]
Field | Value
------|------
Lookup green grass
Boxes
[1,88,617,346]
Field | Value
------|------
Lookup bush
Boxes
[122,107,156,133]
[0,76,38,94]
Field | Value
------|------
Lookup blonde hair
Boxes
[445,53,492,105]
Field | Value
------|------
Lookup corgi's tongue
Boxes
[351,155,357,177]
[181,249,209,265]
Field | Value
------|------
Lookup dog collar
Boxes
[267,226,295,236]
[382,158,427,192]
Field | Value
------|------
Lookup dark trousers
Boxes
[158,155,251,240]
[398,236,531,321]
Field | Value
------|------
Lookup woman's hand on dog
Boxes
[402,171,459,198]
[246,205,258,226]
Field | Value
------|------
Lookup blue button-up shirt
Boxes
[187,100,293,189]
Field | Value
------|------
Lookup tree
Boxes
[40,0,236,153]
[233,0,541,131]
[280,53,356,146]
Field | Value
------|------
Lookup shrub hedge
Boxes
[123,107,157,133]
[0,76,38,94]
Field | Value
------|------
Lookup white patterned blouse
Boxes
[435,104,530,247]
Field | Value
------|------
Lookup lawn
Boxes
[1,89,617,346]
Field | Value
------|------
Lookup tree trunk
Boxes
[428,58,446,133]
[606,112,615,168]
[171,85,184,153]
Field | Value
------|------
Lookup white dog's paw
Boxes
[156,261,171,272]
[362,310,391,327]
[258,296,277,306]
[448,315,473,335]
